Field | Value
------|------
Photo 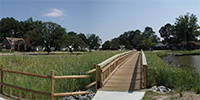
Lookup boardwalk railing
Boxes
[98,51,135,87]
[0,64,97,100]
[141,50,147,88]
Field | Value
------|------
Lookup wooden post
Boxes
[143,65,147,88]
[51,70,54,100]
[0,64,3,93]
[108,66,111,76]
[100,68,103,88]
[94,64,97,91]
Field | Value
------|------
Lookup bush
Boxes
[0,46,2,51]
[195,86,200,94]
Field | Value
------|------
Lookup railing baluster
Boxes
[51,70,54,100]
[1,65,3,93]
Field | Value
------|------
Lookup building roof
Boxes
[5,37,25,44]
[178,41,200,46]
[23,38,31,46]
[156,43,165,47]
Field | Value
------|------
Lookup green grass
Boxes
[0,51,124,100]
[145,51,200,92]
[171,49,200,54]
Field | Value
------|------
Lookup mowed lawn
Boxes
[0,51,123,99]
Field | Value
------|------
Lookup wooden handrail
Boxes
[98,51,132,68]
[54,75,89,79]
[141,50,147,66]
[141,50,148,88]
[98,51,135,87]
[86,81,96,88]
[1,69,51,79]
[54,91,89,97]
[0,63,98,100]
[0,82,51,97]
[86,69,96,74]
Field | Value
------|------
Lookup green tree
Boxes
[142,39,156,50]
[130,30,142,49]
[142,26,159,49]
[142,27,157,40]
[110,38,120,50]
[119,32,131,49]
[87,34,102,51]
[0,17,24,42]
[102,40,111,50]
[77,33,88,44]
[68,31,86,50]
[41,22,66,54]
[21,17,35,34]
[24,20,44,47]
[159,23,174,44]
[174,13,200,50]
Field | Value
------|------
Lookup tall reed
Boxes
[0,51,123,99]
[145,51,200,93]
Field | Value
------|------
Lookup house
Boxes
[1,37,31,51]
[119,45,125,50]
[178,41,200,50]
[154,43,166,50]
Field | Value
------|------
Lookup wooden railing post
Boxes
[141,50,147,88]
[0,64,3,93]
[94,64,97,91]
[143,65,147,88]
[51,70,54,100]
[100,68,103,88]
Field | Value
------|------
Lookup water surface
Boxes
[170,55,200,73]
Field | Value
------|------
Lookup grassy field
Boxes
[145,50,200,93]
[0,51,123,99]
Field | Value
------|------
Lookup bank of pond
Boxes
[145,50,200,94]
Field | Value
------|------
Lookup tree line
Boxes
[0,17,102,53]
[159,13,200,50]
[102,13,200,50]
[1,13,199,51]
[102,27,160,50]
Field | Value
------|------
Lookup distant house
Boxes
[2,37,31,51]
[178,41,200,50]
[119,45,125,50]
[154,43,166,50]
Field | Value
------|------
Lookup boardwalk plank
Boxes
[100,52,144,92]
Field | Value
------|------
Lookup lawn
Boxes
[0,51,123,100]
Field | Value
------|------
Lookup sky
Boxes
[0,0,200,43]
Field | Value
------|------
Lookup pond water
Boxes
[170,55,200,73]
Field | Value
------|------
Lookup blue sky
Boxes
[1,0,200,43]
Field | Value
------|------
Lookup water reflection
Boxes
[170,55,200,73]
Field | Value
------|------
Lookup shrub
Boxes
[0,46,2,51]
[195,86,200,94]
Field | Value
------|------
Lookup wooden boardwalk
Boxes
[100,52,144,92]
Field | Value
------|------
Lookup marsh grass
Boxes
[145,51,200,92]
[0,51,123,99]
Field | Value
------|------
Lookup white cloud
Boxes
[43,8,66,17]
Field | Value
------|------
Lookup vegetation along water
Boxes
[0,51,123,100]
[145,50,200,94]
